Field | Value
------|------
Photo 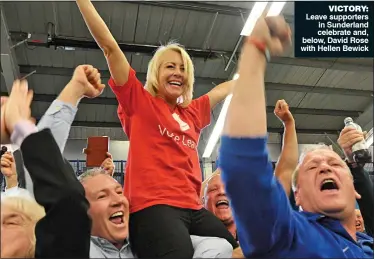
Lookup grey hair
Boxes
[291,144,334,192]
[203,170,221,199]
[78,167,108,183]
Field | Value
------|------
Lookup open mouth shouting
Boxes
[320,178,339,193]
[216,199,230,209]
[355,221,362,230]
[109,211,125,227]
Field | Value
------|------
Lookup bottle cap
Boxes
[344,117,353,125]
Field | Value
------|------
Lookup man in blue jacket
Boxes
[218,15,373,258]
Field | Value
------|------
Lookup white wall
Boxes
[63,140,130,161]
[63,140,334,162]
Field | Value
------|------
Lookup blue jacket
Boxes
[219,136,373,258]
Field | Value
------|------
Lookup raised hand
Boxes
[1,151,16,178]
[4,80,34,136]
[249,15,292,56]
[101,152,115,176]
[338,127,366,158]
[274,99,294,124]
[70,65,105,98]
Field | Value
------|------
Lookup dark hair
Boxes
[0,146,7,157]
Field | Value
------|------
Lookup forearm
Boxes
[37,83,80,153]
[275,120,298,196]
[76,0,117,52]
[208,80,235,109]
[5,175,18,189]
[77,0,129,85]
[223,45,267,137]
[57,81,83,107]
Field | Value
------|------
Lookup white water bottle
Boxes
[344,117,371,164]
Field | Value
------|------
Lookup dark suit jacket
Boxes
[351,163,374,237]
[20,129,91,258]
[13,149,26,188]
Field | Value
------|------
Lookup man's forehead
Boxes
[208,174,222,186]
[303,148,342,163]
[83,174,121,193]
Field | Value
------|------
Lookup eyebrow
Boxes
[93,185,122,194]
[306,156,344,166]
[4,213,24,222]
[165,62,184,66]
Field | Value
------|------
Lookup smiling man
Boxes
[219,15,373,258]
[355,209,365,233]
[78,169,132,257]
[203,170,236,240]
[79,169,234,258]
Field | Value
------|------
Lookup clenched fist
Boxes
[1,151,16,178]
[274,99,294,124]
[249,15,292,57]
[71,65,105,98]
[101,152,115,176]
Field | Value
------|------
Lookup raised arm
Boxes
[220,17,294,257]
[3,79,91,257]
[76,0,130,85]
[38,65,104,153]
[207,80,235,109]
[274,100,298,197]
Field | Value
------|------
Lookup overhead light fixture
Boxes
[365,128,373,148]
[267,2,286,16]
[203,1,286,159]
[202,74,238,158]
[240,2,269,36]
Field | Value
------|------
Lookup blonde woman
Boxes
[77,0,238,257]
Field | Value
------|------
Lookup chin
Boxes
[320,203,347,216]
[114,230,129,241]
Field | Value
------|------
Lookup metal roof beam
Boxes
[1,90,360,117]
[19,65,374,97]
[11,31,373,72]
[1,8,20,93]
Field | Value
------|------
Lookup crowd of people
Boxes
[0,1,373,258]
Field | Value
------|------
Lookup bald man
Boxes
[202,169,237,240]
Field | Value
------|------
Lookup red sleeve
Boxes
[117,105,126,131]
[108,68,147,117]
[189,94,211,129]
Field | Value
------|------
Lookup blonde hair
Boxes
[145,42,195,107]
[2,195,45,257]
[291,145,350,191]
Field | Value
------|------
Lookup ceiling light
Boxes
[203,1,286,159]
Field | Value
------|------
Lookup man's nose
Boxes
[218,186,226,195]
[110,194,124,206]
[319,163,332,174]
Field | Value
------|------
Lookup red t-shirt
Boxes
[109,68,211,213]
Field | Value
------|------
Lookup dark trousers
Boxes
[129,205,238,258]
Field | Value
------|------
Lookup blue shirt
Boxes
[219,136,373,258]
